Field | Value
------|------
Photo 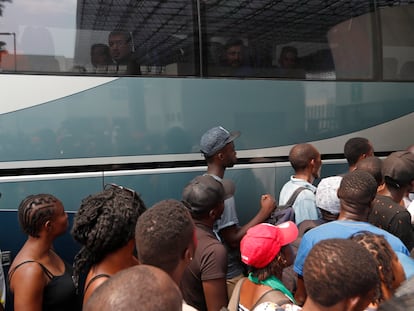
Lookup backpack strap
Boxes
[282,187,307,210]
[239,278,291,310]
[253,290,292,309]
[227,277,246,311]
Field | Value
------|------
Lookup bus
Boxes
[0,0,413,293]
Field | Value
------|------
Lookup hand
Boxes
[260,194,276,216]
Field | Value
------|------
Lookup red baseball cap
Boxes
[240,221,298,268]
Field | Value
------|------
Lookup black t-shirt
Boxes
[369,195,414,251]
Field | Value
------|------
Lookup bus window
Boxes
[0,1,198,76]
[202,1,376,80]
[380,4,414,81]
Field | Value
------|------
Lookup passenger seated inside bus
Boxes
[276,46,305,78]
[90,43,113,73]
[216,38,254,77]
[108,30,141,75]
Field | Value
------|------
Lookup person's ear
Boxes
[45,220,52,232]
[345,296,362,311]
[183,247,193,263]
[217,152,225,161]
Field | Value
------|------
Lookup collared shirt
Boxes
[278,176,319,225]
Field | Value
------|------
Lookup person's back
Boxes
[200,126,276,298]
[228,222,299,311]
[71,184,147,305]
[180,175,229,311]
[84,265,183,311]
[279,143,322,225]
[135,199,197,311]
[293,170,409,306]
[301,239,379,311]
[368,151,414,251]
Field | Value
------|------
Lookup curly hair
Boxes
[350,231,397,304]
[135,199,194,275]
[337,170,377,208]
[18,194,60,238]
[71,185,146,288]
[304,238,379,307]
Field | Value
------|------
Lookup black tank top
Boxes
[8,260,81,311]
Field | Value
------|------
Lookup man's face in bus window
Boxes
[108,34,132,64]
[225,45,243,67]
[91,46,111,67]
[280,51,297,69]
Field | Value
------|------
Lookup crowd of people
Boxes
[2,126,414,311]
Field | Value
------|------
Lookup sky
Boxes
[0,0,77,57]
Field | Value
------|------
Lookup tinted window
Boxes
[202,1,376,80]
[380,3,414,81]
[0,0,198,76]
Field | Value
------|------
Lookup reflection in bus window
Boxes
[1,1,414,81]
[381,5,414,81]
[0,0,198,76]
[203,1,374,80]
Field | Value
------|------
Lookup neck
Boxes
[302,299,350,311]
[24,235,55,258]
[378,186,405,204]
[294,172,313,183]
[348,165,357,172]
[94,240,138,273]
[338,209,369,222]
[207,163,225,179]
[195,219,214,229]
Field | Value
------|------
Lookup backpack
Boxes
[266,187,306,225]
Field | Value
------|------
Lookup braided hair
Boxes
[71,186,146,288]
[351,231,397,304]
[18,194,60,238]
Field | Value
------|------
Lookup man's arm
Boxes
[294,275,307,306]
[390,211,414,251]
[203,278,228,311]
[220,194,276,248]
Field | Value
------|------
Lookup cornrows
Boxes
[18,194,58,238]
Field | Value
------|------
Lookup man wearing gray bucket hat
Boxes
[199,126,276,298]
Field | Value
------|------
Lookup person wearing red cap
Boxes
[228,221,299,311]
